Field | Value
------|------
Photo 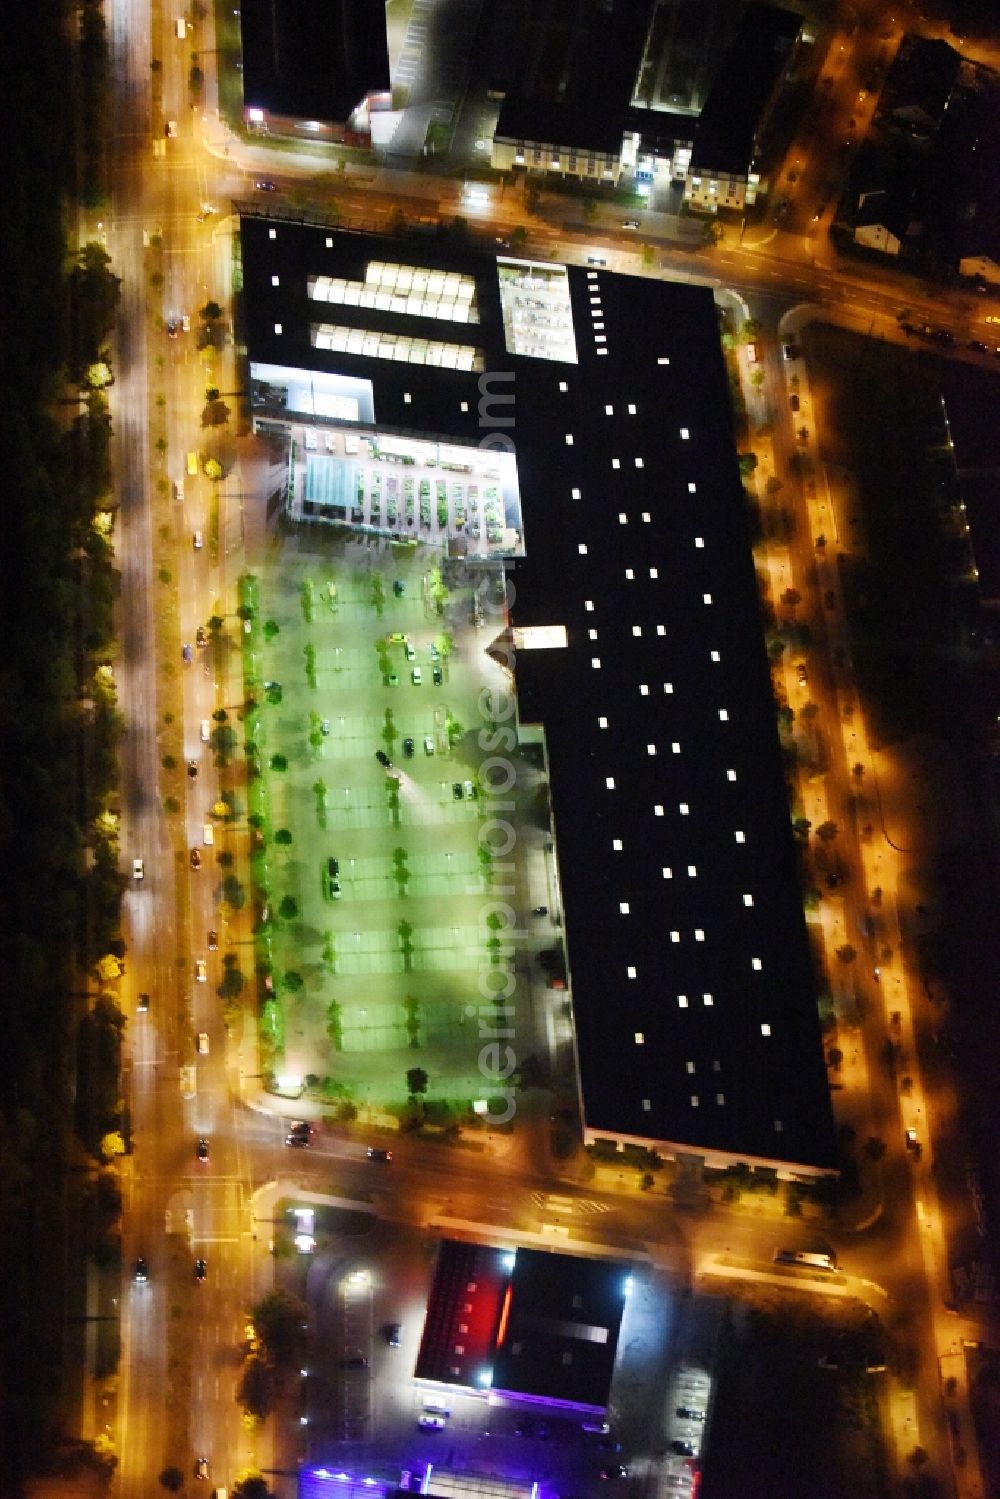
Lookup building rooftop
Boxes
[240,0,389,126]
[690,4,800,174]
[879,32,962,133]
[239,216,836,1175]
[493,0,651,154]
[415,1240,627,1407]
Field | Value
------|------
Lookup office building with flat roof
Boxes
[240,0,390,143]
[239,216,836,1178]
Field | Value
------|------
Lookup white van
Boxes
[200,718,211,743]
[203,823,214,846]
[176,17,187,38]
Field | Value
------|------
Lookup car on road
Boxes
[194,1457,209,1480]
[452,782,463,800]
[905,1127,919,1151]
[782,343,800,361]
[195,959,207,983]
[601,1466,629,1479]
[587,255,607,266]
[418,1415,446,1431]
[796,661,808,684]
[789,393,800,412]
[200,718,211,742]
[133,858,144,881]
[190,847,201,870]
[194,1258,207,1281]
[181,314,190,333]
[411,666,422,685]
[203,823,213,846]
[187,759,199,779]
[195,624,208,647]
[968,339,989,353]
[197,1032,209,1055]
[669,1441,696,1456]
[193,529,204,550]
[403,737,415,758]
[676,1407,704,1421]
[254,179,276,191]
[393,579,405,596]
[463,779,477,800]
[387,670,399,687]
[137,992,150,1012]
[182,643,193,663]
[367,1146,392,1163]
[432,665,443,686]
[208,929,218,951]
[423,736,434,755]
[197,1137,209,1162]
[340,1353,369,1369]
[286,1120,313,1147]
[384,1323,402,1346]
[622,218,640,229]
[286,1131,310,1148]
[165,119,178,137]
[134,1257,149,1282]
[321,718,330,736]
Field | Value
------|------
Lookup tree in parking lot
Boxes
[232,1476,277,1499]
[406,1066,429,1098]
[237,1356,274,1420]
[251,1289,309,1375]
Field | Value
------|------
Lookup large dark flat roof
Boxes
[691,4,800,173]
[240,0,389,124]
[239,216,836,1173]
[494,0,651,154]
[492,1247,627,1408]
[414,1240,626,1406]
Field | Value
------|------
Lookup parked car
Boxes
[196,1137,209,1162]
[197,1032,209,1055]
[134,1257,149,1282]
[452,782,464,800]
[432,665,443,686]
[403,737,415,758]
[254,179,276,191]
[411,666,422,685]
[207,929,218,951]
[423,736,435,755]
[190,847,201,870]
